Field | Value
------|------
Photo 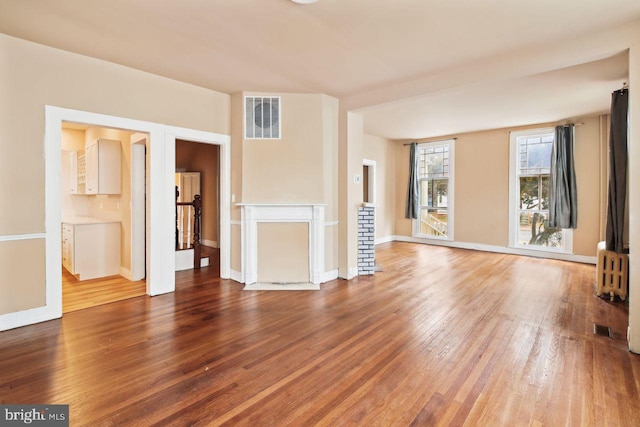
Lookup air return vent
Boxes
[245,96,281,139]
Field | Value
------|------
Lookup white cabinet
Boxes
[62,223,74,272]
[85,139,121,194]
[69,151,86,194]
[62,220,121,280]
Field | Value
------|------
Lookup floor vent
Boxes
[593,323,612,338]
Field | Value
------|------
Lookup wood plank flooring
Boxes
[62,246,219,313]
[2,242,639,426]
[62,268,146,313]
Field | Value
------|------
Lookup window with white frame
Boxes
[414,139,455,240]
[509,129,572,252]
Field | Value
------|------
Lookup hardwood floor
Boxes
[62,268,146,313]
[2,242,639,426]
[62,246,219,313]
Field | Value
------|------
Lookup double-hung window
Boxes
[509,129,572,252]
[414,139,455,240]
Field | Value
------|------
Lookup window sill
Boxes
[414,234,453,242]
[508,245,573,256]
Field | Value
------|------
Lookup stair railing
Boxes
[176,186,202,269]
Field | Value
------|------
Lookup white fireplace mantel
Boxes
[238,203,325,285]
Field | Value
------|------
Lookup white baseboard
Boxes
[202,239,218,248]
[375,236,394,245]
[323,269,339,283]
[391,235,597,264]
[175,249,210,271]
[339,266,359,280]
[231,269,337,285]
[119,266,132,281]
[0,305,60,332]
[230,269,244,283]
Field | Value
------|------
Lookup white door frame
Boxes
[0,106,230,331]
[130,133,147,283]
[362,158,376,205]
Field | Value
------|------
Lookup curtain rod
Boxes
[403,137,458,146]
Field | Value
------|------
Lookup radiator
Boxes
[596,241,629,301]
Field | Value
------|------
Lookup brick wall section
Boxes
[358,206,375,275]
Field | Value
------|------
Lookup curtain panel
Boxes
[605,88,629,253]
[549,124,577,229]
[405,142,419,219]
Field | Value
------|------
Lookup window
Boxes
[509,129,572,252]
[414,140,455,240]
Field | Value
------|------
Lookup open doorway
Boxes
[60,122,148,312]
[0,106,231,332]
[175,139,221,277]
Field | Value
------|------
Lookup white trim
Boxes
[230,269,244,283]
[323,269,339,282]
[0,233,46,242]
[362,158,376,205]
[175,249,210,271]
[375,235,394,245]
[239,204,325,285]
[0,105,66,331]
[413,139,455,241]
[339,266,359,280]
[0,105,232,332]
[325,221,339,226]
[231,220,242,226]
[130,133,147,282]
[391,235,596,264]
[165,125,231,281]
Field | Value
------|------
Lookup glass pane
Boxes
[541,175,550,210]
[517,211,562,248]
[420,180,432,207]
[419,145,449,179]
[419,208,448,238]
[518,133,553,174]
[432,179,448,208]
[526,142,551,170]
[427,152,444,175]
[519,176,540,210]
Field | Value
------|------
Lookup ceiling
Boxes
[1,0,639,139]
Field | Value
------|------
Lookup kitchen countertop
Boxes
[62,216,121,226]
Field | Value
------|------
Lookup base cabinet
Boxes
[62,221,120,280]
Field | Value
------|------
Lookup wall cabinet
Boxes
[85,138,121,195]
[62,219,121,280]
[69,151,86,194]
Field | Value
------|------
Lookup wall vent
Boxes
[245,96,281,139]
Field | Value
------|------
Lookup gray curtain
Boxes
[405,142,419,219]
[549,124,577,229]
[605,88,629,253]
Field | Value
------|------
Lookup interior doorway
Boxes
[60,122,148,313]
[175,139,221,276]
[0,106,231,332]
